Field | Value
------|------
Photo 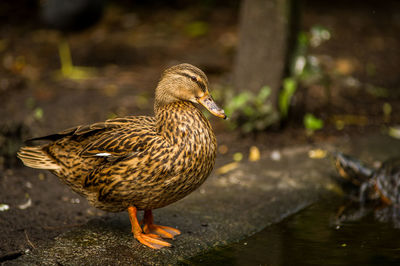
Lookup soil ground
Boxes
[0,0,399,262]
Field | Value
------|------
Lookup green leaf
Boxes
[233,92,252,107]
[279,77,297,118]
[257,86,271,101]
[298,31,309,48]
[33,107,43,120]
[303,113,324,131]
[225,92,252,117]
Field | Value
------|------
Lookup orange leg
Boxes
[143,210,181,239]
[127,206,171,249]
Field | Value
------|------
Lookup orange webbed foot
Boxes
[135,232,172,249]
[143,223,181,239]
[143,209,181,239]
[128,206,178,249]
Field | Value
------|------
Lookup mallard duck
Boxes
[18,63,226,249]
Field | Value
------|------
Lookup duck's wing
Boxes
[79,116,157,158]
[23,116,158,165]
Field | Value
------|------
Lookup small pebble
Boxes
[18,198,32,210]
[270,150,281,161]
[38,173,45,180]
[218,144,228,154]
[25,181,32,189]
[233,152,243,162]
[248,146,260,162]
[308,149,327,159]
[0,203,10,211]
[70,198,80,204]
[388,126,400,139]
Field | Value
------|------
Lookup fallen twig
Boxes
[24,230,36,250]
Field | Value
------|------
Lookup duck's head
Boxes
[155,63,226,119]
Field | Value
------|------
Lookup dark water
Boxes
[186,199,400,265]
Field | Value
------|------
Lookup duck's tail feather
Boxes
[17,146,60,170]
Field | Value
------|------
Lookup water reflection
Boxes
[187,198,400,265]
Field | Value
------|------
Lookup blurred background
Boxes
[0,0,399,169]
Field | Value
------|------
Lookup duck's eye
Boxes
[190,76,197,82]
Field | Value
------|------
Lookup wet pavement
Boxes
[4,133,400,265]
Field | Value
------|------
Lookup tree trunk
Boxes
[234,0,292,113]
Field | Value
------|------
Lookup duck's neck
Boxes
[154,78,180,112]
[155,101,213,145]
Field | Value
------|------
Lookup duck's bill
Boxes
[198,93,227,119]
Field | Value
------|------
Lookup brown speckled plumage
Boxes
[17,63,226,249]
